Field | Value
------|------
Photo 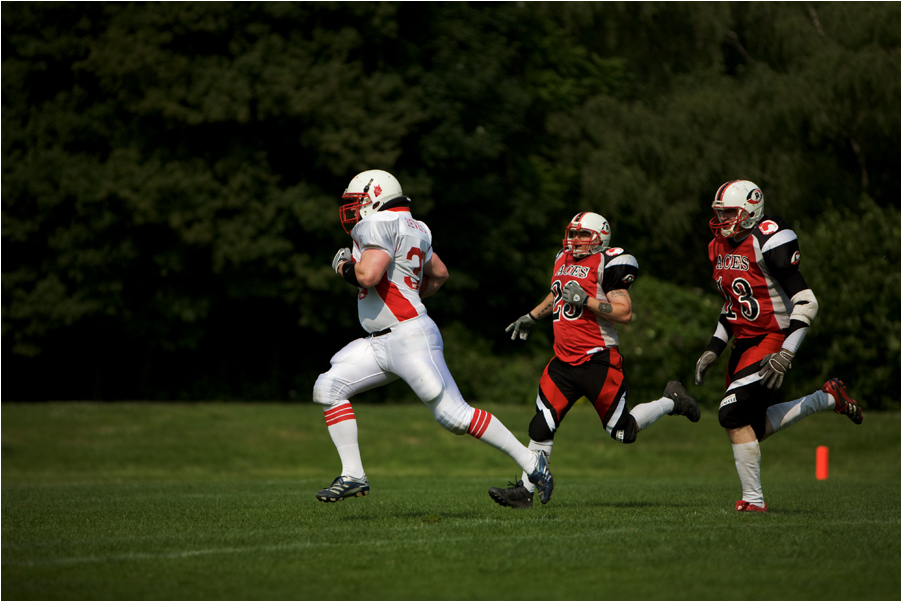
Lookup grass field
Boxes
[2,401,899,600]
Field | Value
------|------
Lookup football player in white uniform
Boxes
[696,180,863,513]
[313,169,554,504]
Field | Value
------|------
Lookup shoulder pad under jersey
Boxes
[602,249,639,289]
[353,215,398,252]
[752,215,798,254]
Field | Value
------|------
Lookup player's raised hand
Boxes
[561,281,589,306]
[506,313,537,341]
[332,248,352,274]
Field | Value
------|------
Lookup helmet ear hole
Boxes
[372,201,381,211]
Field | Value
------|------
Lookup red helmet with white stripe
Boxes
[710,180,765,238]
[563,212,611,258]
[340,170,404,233]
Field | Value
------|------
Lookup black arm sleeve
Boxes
[341,261,361,287]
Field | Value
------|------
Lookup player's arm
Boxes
[757,238,819,389]
[529,292,555,320]
[585,288,632,324]
[773,270,817,355]
[695,313,732,385]
[560,282,632,323]
[506,291,554,341]
[334,247,392,288]
[420,252,449,299]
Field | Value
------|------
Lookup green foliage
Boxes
[2,2,899,405]
[790,196,901,408]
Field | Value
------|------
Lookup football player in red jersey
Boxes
[487,212,701,509]
[696,180,863,513]
[314,170,554,505]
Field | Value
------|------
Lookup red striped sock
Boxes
[467,408,536,473]
[324,403,356,427]
[467,408,492,439]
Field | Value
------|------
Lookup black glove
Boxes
[694,350,719,385]
[561,281,589,306]
[505,313,537,341]
[758,350,794,389]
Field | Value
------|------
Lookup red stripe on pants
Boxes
[324,404,356,427]
[467,408,492,439]
[539,362,570,421]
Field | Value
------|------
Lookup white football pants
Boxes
[313,314,474,434]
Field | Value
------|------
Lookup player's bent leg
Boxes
[630,381,699,428]
[313,339,396,407]
[319,401,365,480]
[629,380,700,434]
[621,381,700,431]
[609,412,639,444]
[465,405,554,503]
[720,388,768,509]
[313,338,395,502]
[489,440,554,508]
[488,408,555,505]
[764,389,834,437]
[412,352,550,496]
[728,425,765,510]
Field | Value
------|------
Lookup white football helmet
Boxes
[563,212,611,258]
[710,180,765,238]
[339,169,404,233]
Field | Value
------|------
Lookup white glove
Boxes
[561,281,589,306]
[332,248,351,274]
[506,313,537,341]
[758,350,794,390]
[694,350,719,385]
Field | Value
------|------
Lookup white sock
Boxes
[732,441,764,505]
[630,397,675,431]
[323,402,365,478]
[520,440,553,493]
[765,390,833,434]
[467,409,537,474]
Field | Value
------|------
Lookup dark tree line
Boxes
[3,2,899,408]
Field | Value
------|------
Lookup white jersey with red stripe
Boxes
[550,246,639,365]
[350,208,433,334]
[707,215,807,340]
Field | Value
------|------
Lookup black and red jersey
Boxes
[550,247,639,365]
[707,215,808,341]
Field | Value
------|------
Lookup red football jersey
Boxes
[550,247,639,365]
[707,215,807,340]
